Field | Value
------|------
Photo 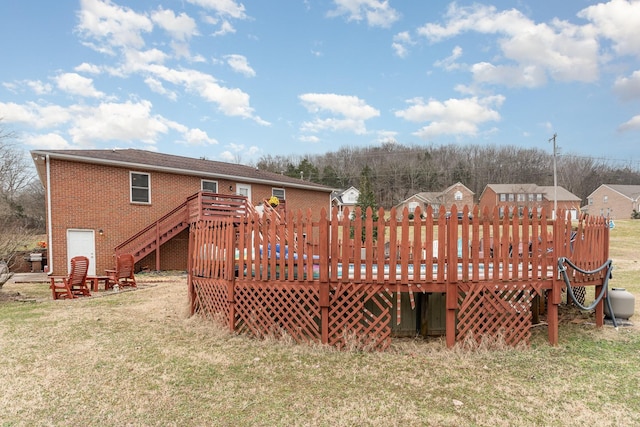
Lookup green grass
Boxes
[1,221,639,426]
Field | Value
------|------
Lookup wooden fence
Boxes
[188,204,610,350]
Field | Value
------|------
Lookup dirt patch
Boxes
[0,290,25,302]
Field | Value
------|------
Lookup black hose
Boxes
[557,257,617,328]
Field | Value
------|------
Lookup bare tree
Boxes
[0,122,42,287]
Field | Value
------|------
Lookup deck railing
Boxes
[188,204,611,349]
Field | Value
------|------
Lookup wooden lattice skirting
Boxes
[456,282,544,346]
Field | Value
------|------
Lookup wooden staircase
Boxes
[114,192,250,268]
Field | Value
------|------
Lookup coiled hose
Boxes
[557,257,617,328]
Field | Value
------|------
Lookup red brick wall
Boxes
[46,159,330,275]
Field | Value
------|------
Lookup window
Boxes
[528,194,534,202]
[499,194,506,202]
[508,193,514,202]
[454,191,463,201]
[536,194,542,201]
[201,180,218,193]
[130,172,150,203]
[517,194,525,202]
[588,198,593,205]
[603,195,608,203]
[272,188,285,201]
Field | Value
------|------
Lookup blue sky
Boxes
[1,0,639,166]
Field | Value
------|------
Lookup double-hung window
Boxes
[272,188,285,201]
[130,172,150,204]
[202,180,218,193]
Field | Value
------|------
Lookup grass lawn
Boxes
[1,221,639,426]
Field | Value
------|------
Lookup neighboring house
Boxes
[31,149,333,276]
[583,184,640,219]
[331,186,360,219]
[478,183,581,219]
[394,182,475,218]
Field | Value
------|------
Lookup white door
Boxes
[67,229,96,275]
[236,184,251,200]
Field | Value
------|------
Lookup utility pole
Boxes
[549,133,558,219]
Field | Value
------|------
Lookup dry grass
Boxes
[1,222,640,426]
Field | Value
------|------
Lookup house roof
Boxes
[331,186,359,204]
[31,149,334,193]
[589,184,640,201]
[482,183,580,202]
[396,182,474,207]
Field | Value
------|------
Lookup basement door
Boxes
[67,229,96,276]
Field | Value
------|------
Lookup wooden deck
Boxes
[188,203,610,350]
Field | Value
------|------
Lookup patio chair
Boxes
[105,253,137,290]
[50,255,91,299]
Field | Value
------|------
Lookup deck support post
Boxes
[445,283,458,348]
[547,280,562,345]
[319,207,330,345]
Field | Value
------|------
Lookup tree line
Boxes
[0,124,45,286]
[256,142,640,209]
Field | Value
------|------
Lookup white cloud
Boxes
[186,0,247,19]
[392,31,414,58]
[151,7,198,41]
[328,0,400,28]
[434,46,464,71]
[618,114,640,132]
[76,0,153,51]
[182,128,218,146]
[67,100,167,145]
[299,135,320,143]
[417,3,600,87]
[75,62,102,74]
[136,64,268,124]
[299,93,380,135]
[55,73,105,98]
[225,54,256,77]
[26,80,53,95]
[395,95,505,139]
[614,70,640,101]
[23,133,72,149]
[144,77,178,100]
[579,0,640,57]
[0,102,72,128]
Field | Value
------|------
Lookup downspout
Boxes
[46,154,54,275]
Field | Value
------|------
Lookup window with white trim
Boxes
[130,172,150,204]
[454,191,463,201]
[272,188,285,200]
[499,194,506,202]
[201,180,218,193]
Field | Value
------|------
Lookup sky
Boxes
[1,0,639,167]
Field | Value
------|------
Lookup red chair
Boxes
[105,254,137,289]
[50,256,91,299]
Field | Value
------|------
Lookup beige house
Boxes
[394,182,475,218]
[478,183,581,219]
[583,184,640,219]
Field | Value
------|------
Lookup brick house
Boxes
[394,182,475,218]
[31,149,333,276]
[583,184,640,219]
[478,183,581,219]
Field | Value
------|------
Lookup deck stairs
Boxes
[114,192,252,265]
